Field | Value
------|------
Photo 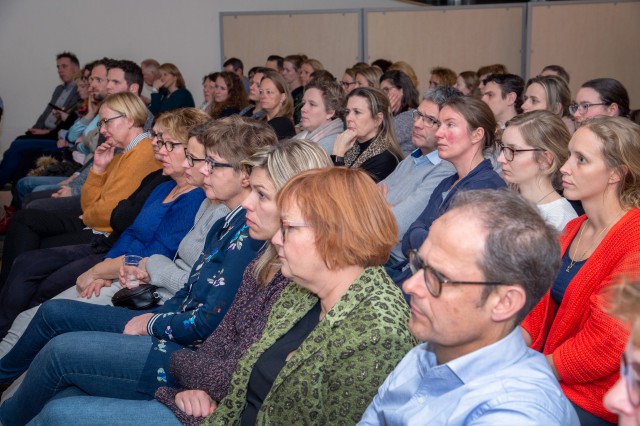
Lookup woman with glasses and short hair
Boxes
[21,140,336,425]
[258,70,296,140]
[0,109,219,370]
[332,87,404,183]
[0,92,162,288]
[207,167,415,425]
[497,110,577,231]
[570,78,630,125]
[523,117,640,426]
[0,116,275,425]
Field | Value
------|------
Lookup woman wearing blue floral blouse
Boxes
[0,117,277,426]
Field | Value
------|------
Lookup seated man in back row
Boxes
[359,189,579,425]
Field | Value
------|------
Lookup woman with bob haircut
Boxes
[1,92,162,286]
[523,117,640,425]
[522,75,574,133]
[209,71,248,120]
[401,96,506,270]
[0,108,210,343]
[294,79,345,154]
[0,116,275,425]
[149,63,195,115]
[379,70,420,156]
[332,87,404,182]
[498,110,577,231]
[15,140,336,425]
[258,70,296,140]
[206,167,415,425]
[570,78,630,124]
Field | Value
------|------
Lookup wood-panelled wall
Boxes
[222,1,639,105]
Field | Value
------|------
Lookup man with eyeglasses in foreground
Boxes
[359,189,579,425]
[378,87,460,263]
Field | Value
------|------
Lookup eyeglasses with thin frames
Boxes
[97,114,124,129]
[498,143,545,162]
[204,156,234,173]
[411,109,440,128]
[279,219,311,243]
[340,81,356,88]
[568,102,608,116]
[408,249,507,297]
[621,352,640,407]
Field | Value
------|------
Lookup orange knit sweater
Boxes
[81,137,161,233]
[522,209,640,423]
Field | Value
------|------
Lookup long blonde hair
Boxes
[241,139,332,285]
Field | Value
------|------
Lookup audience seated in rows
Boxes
[0,108,209,339]
[1,51,639,425]
[0,116,274,425]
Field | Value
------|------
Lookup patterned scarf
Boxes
[343,134,390,170]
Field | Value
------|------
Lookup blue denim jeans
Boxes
[0,299,155,425]
[15,176,65,206]
[28,394,182,426]
[0,332,155,425]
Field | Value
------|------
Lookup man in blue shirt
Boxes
[379,87,459,262]
[360,189,579,425]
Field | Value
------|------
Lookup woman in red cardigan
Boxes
[522,116,640,426]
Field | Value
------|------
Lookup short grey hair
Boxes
[423,86,463,108]
[449,189,561,325]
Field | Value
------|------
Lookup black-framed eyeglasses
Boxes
[408,249,507,297]
[185,151,206,167]
[498,143,545,162]
[411,109,440,128]
[97,114,124,129]
[280,219,311,243]
[621,352,640,407]
[568,102,608,116]
[204,156,234,173]
[150,130,183,152]
[340,81,356,88]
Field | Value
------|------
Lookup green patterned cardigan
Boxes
[204,266,416,425]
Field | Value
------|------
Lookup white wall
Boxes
[0,0,415,154]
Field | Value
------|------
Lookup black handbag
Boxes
[112,284,161,310]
